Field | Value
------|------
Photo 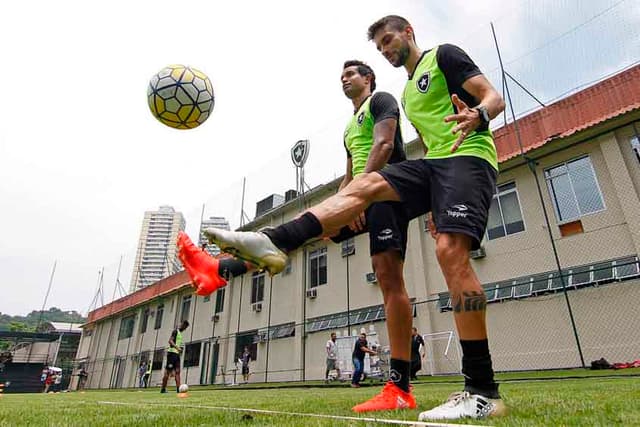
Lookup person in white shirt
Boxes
[325,332,340,382]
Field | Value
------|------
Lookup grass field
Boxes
[1,369,639,426]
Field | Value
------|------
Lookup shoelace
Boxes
[443,391,471,407]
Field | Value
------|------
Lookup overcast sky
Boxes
[0,0,637,316]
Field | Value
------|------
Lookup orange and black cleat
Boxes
[351,381,417,413]
[177,231,227,296]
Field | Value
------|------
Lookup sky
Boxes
[0,0,637,316]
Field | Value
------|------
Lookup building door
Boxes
[210,343,219,384]
[109,356,126,389]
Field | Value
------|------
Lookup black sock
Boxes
[262,212,323,252]
[389,359,411,393]
[218,258,248,280]
[460,339,500,398]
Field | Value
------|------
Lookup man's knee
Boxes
[435,233,471,271]
[347,172,396,203]
[372,251,405,293]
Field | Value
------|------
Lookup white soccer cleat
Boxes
[204,228,288,275]
[418,391,507,421]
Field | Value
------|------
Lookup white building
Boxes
[199,216,230,257]
[130,206,186,292]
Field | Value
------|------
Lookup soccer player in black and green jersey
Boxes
[188,14,507,422]
[367,15,506,421]
[161,320,189,393]
[336,60,416,411]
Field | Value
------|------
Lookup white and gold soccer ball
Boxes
[147,65,214,129]
[178,383,189,393]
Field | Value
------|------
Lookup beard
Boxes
[390,42,410,68]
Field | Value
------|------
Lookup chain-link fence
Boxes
[72,0,640,390]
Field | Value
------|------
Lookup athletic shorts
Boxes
[329,201,409,258]
[166,352,181,371]
[378,156,497,250]
[326,358,337,370]
[242,365,249,375]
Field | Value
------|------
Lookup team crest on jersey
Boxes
[357,111,365,125]
[416,72,431,93]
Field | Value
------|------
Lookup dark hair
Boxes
[181,320,190,327]
[343,60,376,92]
[367,15,413,41]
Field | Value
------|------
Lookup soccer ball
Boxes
[178,383,189,393]
[147,65,214,129]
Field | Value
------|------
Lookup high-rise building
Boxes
[198,216,230,256]
[130,206,186,292]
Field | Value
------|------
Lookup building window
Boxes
[251,272,265,304]
[151,349,164,370]
[309,247,327,288]
[631,135,640,164]
[215,288,225,314]
[154,304,164,330]
[183,342,202,367]
[180,296,191,323]
[487,182,525,240]
[341,238,355,257]
[118,314,135,340]
[545,156,605,222]
[140,308,150,334]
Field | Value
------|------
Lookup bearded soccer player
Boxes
[179,60,419,411]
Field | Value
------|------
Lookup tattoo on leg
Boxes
[452,291,487,313]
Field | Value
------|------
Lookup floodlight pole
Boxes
[491,22,585,368]
[265,277,274,383]
[36,261,57,332]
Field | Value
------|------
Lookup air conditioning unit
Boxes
[252,302,263,312]
[365,272,377,284]
[470,246,486,259]
[306,288,317,299]
[211,314,220,322]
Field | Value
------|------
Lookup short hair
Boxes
[343,60,376,92]
[181,320,190,327]
[367,15,413,41]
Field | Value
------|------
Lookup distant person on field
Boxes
[241,346,252,383]
[325,332,340,382]
[160,320,189,393]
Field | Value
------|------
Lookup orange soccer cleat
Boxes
[351,381,417,413]
[177,231,227,296]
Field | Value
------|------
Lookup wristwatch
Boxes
[474,105,490,127]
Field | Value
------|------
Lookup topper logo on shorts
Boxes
[377,228,394,241]
[447,204,469,218]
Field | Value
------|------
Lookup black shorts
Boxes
[378,156,497,250]
[242,365,249,375]
[329,201,409,258]
[166,352,181,371]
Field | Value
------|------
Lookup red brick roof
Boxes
[495,64,640,163]
[86,271,191,324]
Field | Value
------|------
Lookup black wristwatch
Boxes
[474,105,490,127]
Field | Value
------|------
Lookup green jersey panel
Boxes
[344,96,375,177]
[402,47,498,170]
[168,329,183,354]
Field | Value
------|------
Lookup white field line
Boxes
[96,400,488,427]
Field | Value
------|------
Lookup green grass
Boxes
[1,371,639,426]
